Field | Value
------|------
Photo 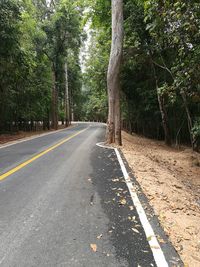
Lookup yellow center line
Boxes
[0,127,88,181]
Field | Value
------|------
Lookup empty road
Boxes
[0,123,180,266]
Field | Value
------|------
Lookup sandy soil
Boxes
[121,131,200,267]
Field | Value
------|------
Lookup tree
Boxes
[82,0,200,151]
[144,0,200,150]
[106,0,123,145]
[0,0,82,133]
[42,0,82,129]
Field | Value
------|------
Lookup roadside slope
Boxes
[121,131,200,266]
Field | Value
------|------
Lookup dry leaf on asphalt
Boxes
[112,178,119,182]
[118,188,123,191]
[90,244,97,252]
[119,199,126,205]
[132,228,140,234]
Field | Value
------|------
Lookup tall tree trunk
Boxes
[106,0,123,145]
[47,108,50,130]
[71,94,74,122]
[64,62,70,127]
[151,61,171,146]
[180,89,195,149]
[157,93,171,146]
[51,66,58,130]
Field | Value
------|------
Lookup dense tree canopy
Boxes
[1,0,200,151]
[82,0,200,150]
[0,0,82,132]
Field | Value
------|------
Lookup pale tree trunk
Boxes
[71,95,74,122]
[106,0,123,145]
[151,60,171,146]
[51,66,58,130]
[64,62,70,127]
[157,93,171,146]
[180,89,195,149]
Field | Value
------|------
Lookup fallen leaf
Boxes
[132,228,140,234]
[128,216,137,222]
[119,199,126,205]
[118,188,123,191]
[159,238,165,244]
[147,236,152,241]
[97,234,103,239]
[90,244,97,252]
[132,216,136,221]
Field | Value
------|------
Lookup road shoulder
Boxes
[121,131,200,266]
[93,143,183,266]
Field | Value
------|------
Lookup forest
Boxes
[0,0,200,151]
[0,0,84,132]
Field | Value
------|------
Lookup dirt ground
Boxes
[121,131,200,267]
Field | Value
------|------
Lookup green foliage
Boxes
[143,0,200,146]
[0,0,82,132]
[83,0,200,149]
[82,28,110,122]
[1,0,200,151]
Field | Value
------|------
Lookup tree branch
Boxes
[152,60,174,80]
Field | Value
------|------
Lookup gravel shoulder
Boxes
[121,131,200,267]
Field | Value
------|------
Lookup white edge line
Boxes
[114,148,169,267]
[0,124,78,150]
[96,142,111,149]
[96,142,169,267]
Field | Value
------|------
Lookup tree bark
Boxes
[51,65,58,130]
[64,62,70,127]
[151,60,171,146]
[157,93,171,146]
[71,94,74,122]
[106,0,123,145]
[180,89,195,150]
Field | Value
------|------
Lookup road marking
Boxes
[0,127,88,181]
[96,142,168,267]
[114,148,169,267]
[0,124,78,150]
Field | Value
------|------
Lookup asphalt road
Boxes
[0,123,179,267]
